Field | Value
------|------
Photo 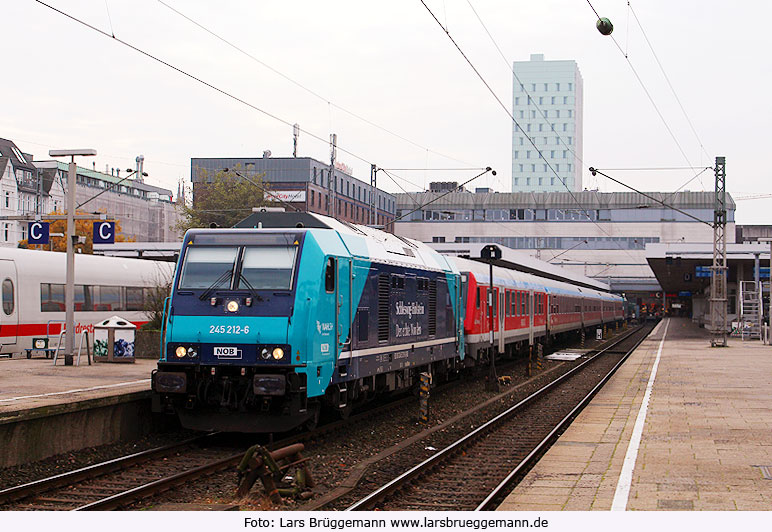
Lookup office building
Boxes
[512,54,583,192]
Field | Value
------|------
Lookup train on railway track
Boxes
[152,212,624,433]
[0,248,174,356]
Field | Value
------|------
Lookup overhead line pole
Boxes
[709,156,728,347]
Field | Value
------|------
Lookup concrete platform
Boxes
[499,318,772,511]
[0,357,158,467]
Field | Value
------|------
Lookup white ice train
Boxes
[0,248,174,356]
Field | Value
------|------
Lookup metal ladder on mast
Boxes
[740,280,762,340]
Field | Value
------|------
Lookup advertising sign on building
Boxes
[266,190,306,203]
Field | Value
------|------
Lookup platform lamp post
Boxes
[482,245,502,392]
[49,149,97,365]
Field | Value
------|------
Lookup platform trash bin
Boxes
[94,316,136,363]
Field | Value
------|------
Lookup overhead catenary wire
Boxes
[223,168,303,213]
[463,0,584,170]
[391,168,494,224]
[584,0,700,179]
[33,0,445,193]
[589,167,712,227]
[155,0,477,169]
[418,0,640,264]
[628,1,711,163]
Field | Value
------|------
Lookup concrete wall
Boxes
[0,392,157,467]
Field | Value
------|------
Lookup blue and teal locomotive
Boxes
[152,212,464,432]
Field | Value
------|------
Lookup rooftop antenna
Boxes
[293,123,300,157]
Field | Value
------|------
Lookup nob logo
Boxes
[316,320,334,334]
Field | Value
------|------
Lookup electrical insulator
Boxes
[596,17,614,36]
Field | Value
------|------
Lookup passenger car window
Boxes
[2,278,13,315]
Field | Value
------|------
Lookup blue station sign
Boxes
[93,221,116,244]
[28,221,49,245]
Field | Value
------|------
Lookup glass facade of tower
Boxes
[512,54,583,192]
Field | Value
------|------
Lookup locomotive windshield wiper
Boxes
[237,273,263,301]
[199,269,233,300]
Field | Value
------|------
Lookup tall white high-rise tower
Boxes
[512,54,583,192]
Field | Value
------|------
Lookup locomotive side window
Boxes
[475,287,481,309]
[2,278,13,315]
[179,246,238,289]
[325,257,336,292]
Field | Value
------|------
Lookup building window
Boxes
[568,82,573,91]
[531,83,536,91]
[519,110,524,118]
[4,192,8,208]
[550,177,555,185]
[556,83,560,91]
[551,96,556,104]
[519,137,524,145]
[515,97,520,105]
[526,151,531,159]
[563,150,568,158]
[538,97,543,105]
[538,124,543,132]
[531,110,536,118]
[526,178,531,185]
[432,236,445,243]
[550,150,555,158]
[543,164,548,172]
[568,137,572,145]
[526,124,531,132]
[514,151,519,159]
[568,164,572,171]
[531,164,536,172]
[514,178,519,185]
[563,123,568,132]
[563,96,568,104]
[538,177,543,185]
[543,110,548,118]
[555,164,560,172]
[543,83,548,91]
[568,110,573,118]
[555,110,560,118]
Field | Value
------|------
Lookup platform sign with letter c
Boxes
[28,221,49,245]
[93,221,115,244]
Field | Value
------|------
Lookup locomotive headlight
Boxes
[272,347,285,360]
[187,346,198,358]
[261,348,272,360]
[175,346,187,358]
[226,300,239,313]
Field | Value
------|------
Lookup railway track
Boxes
[346,322,655,511]
[0,323,638,511]
[0,383,449,510]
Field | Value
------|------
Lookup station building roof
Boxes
[646,242,771,293]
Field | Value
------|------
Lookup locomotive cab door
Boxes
[0,259,19,349]
[336,258,352,361]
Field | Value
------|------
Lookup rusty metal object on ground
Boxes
[235,443,314,503]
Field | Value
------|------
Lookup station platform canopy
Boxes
[428,242,610,292]
[646,242,771,294]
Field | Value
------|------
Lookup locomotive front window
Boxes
[239,246,298,290]
[179,246,239,289]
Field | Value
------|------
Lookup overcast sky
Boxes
[3,0,770,223]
